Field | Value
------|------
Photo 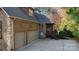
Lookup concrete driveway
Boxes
[17,39,79,51]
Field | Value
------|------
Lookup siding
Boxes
[14,19,39,32]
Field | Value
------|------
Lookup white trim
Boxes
[1,7,10,17]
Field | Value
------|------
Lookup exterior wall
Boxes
[42,24,46,38]
[43,24,46,35]
[0,9,14,51]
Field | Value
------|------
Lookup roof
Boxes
[2,7,38,23]
[34,13,54,24]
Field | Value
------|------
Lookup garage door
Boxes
[15,32,27,49]
[27,31,39,43]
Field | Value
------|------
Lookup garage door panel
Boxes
[27,31,39,43]
[15,32,26,49]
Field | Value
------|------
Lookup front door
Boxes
[46,24,53,38]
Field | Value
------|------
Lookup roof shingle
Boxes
[3,7,38,23]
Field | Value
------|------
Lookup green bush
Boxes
[73,31,79,38]
[73,31,79,43]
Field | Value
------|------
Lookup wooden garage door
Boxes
[15,32,27,49]
[27,31,39,43]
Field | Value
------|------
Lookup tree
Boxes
[65,7,79,38]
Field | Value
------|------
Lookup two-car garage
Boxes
[15,31,39,49]
[14,20,39,50]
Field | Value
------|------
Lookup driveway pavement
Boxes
[17,39,79,51]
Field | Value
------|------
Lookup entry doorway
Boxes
[46,23,53,38]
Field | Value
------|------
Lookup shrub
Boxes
[73,31,79,43]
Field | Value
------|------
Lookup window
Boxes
[29,9,33,16]
[0,21,2,39]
